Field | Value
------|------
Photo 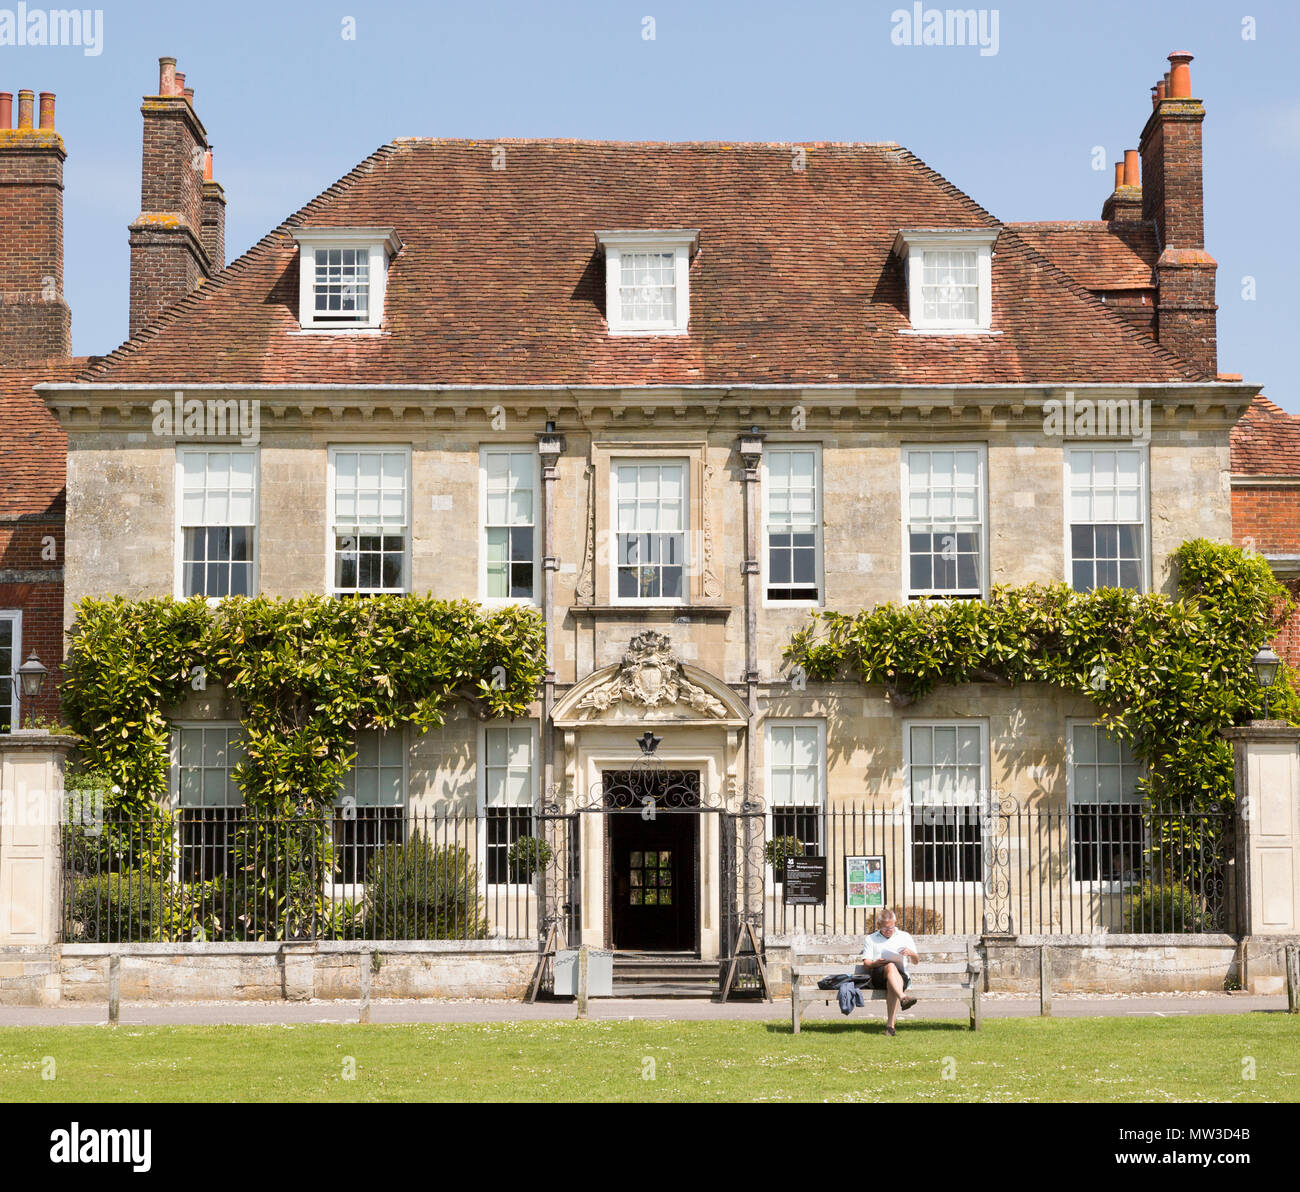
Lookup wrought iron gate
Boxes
[532,737,766,991]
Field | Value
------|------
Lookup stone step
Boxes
[609,981,718,998]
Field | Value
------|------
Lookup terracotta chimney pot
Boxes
[159,56,176,96]
[38,92,54,130]
[1123,149,1140,187]
[203,148,213,181]
[1113,161,1124,189]
[0,93,11,130]
[16,90,33,129]
[1168,52,1193,99]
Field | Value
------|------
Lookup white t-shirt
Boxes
[860,928,918,971]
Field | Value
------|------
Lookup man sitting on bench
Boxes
[861,908,920,1036]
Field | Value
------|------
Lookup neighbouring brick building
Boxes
[0,62,225,730]
[1231,395,1300,667]
[2,50,1282,959]
[0,88,77,729]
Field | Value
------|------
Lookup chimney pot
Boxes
[1168,51,1193,98]
[183,87,194,104]
[203,148,213,181]
[1151,84,1159,109]
[1155,79,1166,102]
[1123,149,1140,187]
[38,92,54,130]
[16,90,34,129]
[1113,161,1124,189]
[0,93,11,130]
[131,59,222,335]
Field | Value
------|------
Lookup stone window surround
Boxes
[173,445,260,602]
[761,443,824,607]
[331,728,409,899]
[476,720,540,890]
[901,442,989,602]
[0,609,22,732]
[902,717,989,890]
[326,443,413,597]
[1065,717,1145,891]
[764,718,827,888]
[586,440,721,608]
[478,444,541,607]
[1063,441,1151,595]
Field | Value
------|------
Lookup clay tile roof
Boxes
[0,359,84,518]
[1231,394,1300,475]
[1006,220,1158,291]
[78,140,1206,387]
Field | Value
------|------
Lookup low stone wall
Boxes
[0,947,61,1006]
[55,941,537,1004]
[767,933,1244,996]
[1240,935,1300,996]
[0,934,1268,1005]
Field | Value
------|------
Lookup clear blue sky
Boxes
[12,0,1299,411]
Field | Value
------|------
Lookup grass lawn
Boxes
[0,1016,1295,1102]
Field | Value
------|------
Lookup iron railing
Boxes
[62,800,1236,944]
[770,801,1236,936]
[63,810,544,943]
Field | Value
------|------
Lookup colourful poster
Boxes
[846,856,885,908]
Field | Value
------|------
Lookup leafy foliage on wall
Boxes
[785,540,1298,808]
[61,594,547,812]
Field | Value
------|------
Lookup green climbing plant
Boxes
[785,540,1298,810]
[59,594,547,939]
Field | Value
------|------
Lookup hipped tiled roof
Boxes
[1231,394,1300,475]
[1006,220,1157,291]
[0,360,82,518]
[79,140,1206,387]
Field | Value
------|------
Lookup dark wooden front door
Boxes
[605,770,700,952]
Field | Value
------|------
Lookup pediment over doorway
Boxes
[552,631,749,728]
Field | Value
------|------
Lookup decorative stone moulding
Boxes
[37,386,1257,432]
[575,631,728,719]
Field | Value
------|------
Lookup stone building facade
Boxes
[34,52,1267,956]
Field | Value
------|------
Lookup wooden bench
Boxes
[791,942,983,1033]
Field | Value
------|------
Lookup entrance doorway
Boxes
[604,769,700,952]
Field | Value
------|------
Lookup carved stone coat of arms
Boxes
[575,631,727,719]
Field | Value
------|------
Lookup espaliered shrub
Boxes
[786,541,1298,810]
[61,594,547,811]
[60,595,546,940]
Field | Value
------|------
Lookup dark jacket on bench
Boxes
[817,973,873,1015]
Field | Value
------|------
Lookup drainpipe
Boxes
[737,430,766,795]
[536,424,566,947]
[737,429,766,947]
[537,424,566,803]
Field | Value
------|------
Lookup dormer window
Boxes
[893,228,997,332]
[290,227,402,331]
[596,229,699,335]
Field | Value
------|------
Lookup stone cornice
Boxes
[38,383,1258,434]
[1223,722,1300,745]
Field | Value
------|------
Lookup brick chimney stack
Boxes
[1139,50,1217,376]
[0,87,72,364]
[201,148,226,270]
[128,56,225,337]
[1101,149,1143,223]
